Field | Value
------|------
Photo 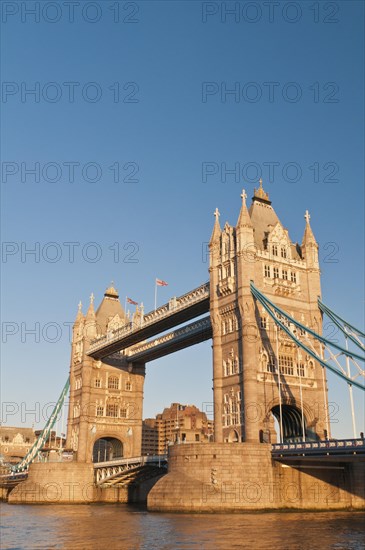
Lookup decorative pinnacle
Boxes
[90,292,94,305]
[241,189,247,205]
[78,301,82,312]
[214,207,220,220]
[253,178,270,201]
[304,210,311,224]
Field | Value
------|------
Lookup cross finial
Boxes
[304,210,311,224]
[214,207,220,220]
[241,189,247,204]
[259,178,263,188]
[90,292,94,304]
[78,301,82,312]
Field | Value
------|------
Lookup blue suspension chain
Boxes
[12,377,70,472]
[250,283,365,392]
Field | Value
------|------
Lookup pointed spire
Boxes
[209,207,221,244]
[74,300,84,325]
[301,210,319,267]
[85,292,97,341]
[302,210,317,245]
[76,300,83,318]
[237,188,253,228]
[86,292,96,318]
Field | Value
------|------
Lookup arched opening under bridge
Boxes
[92,437,123,463]
[271,404,307,443]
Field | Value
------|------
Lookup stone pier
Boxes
[147,443,365,512]
[7,462,163,505]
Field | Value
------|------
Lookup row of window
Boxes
[223,391,242,403]
[220,242,291,260]
[223,414,242,427]
[260,317,306,337]
[73,403,130,419]
[223,358,241,377]
[94,377,132,391]
[221,316,238,335]
[223,391,242,427]
[271,244,288,258]
[266,355,306,377]
[264,265,297,282]
[1,436,31,443]
[96,404,128,418]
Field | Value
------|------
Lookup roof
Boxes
[95,289,128,333]
[249,199,280,249]
[0,427,35,438]
[248,191,302,260]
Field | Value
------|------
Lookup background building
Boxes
[142,403,214,455]
[0,426,36,464]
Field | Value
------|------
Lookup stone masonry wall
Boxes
[147,443,365,512]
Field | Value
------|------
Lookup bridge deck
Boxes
[103,317,212,367]
[94,455,168,487]
[272,438,365,464]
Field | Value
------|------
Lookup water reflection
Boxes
[1,503,364,550]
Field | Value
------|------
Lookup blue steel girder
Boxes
[102,317,212,367]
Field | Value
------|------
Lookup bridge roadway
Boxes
[271,438,365,467]
[88,282,210,361]
[94,455,168,487]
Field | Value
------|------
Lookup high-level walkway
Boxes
[88,283,210,361]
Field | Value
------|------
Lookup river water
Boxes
[1,503,364,549]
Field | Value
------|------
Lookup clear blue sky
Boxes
[1,1,364,438]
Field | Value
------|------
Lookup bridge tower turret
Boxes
[209,182,329,444]
[66,284,145,463]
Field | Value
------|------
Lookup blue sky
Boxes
[1,1,364,438]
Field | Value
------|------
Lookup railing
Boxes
[0,471,29,488]
[89,282,209,354]
[272,438,365,456]
[93,454,167,469]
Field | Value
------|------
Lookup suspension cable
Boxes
[250,283,365,391]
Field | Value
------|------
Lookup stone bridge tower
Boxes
[209,182,328,444]
[66,284,145,463]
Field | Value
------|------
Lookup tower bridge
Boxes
[4,182,365,510]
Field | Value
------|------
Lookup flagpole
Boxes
[154,279,157,310]
[124,295,127,312]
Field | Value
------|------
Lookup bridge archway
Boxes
[92,437,123,463]
[271,404,307,443]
